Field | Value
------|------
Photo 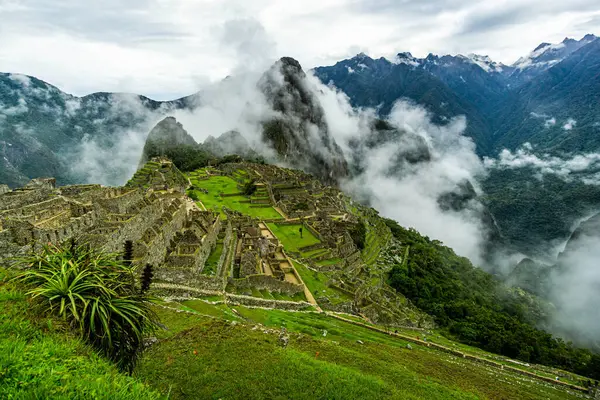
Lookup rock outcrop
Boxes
[259,57,349,184]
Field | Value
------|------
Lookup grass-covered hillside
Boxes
[135,298,588,400]
[0,269,161,399]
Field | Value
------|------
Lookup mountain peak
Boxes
[138,116,198,166]
[533,42,551,52]
[394,52,419,67]
[511,35,597,80]
[582,33,597,42]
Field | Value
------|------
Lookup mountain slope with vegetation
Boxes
[1,157,598,398]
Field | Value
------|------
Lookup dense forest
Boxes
[385,219,600,381]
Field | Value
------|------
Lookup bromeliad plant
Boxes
[12,242,158,372]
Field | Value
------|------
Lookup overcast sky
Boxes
[0,0,598,99]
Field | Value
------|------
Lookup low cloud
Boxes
[307,79,489,263]
[0,98,29,117]
[484,143,600,183]
[563,118,577,130]
[8,73,31,87]
[550,231,600,349]
[68,94,165,186]
[530,112,557,128]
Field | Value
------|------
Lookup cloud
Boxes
[550,232,600,349]
[0,1,598,98]
[484,144,600,183]
[530,112,557,128]
[8,73,31,87]
[307,82,489,263]
[544,117,557,128]
[214,18,277,73]
[0,98,29,116]
[67,94,165,186]
[563,118,577,130]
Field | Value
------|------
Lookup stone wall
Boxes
[97,189,144,214]
[97,196,169,255]
[0,189,52,211]
[228,274,304,296]
[140,199,189,268]
[197,216,221,271]
[153,267,226,291]
[225,293,312,311]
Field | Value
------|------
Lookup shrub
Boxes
[242,179,258,196]
[12,243,158,372]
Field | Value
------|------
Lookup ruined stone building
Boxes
[0,159,220,292]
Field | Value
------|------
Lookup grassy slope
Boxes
[293,261,351,305]
[137,303,582,400]
[0,273,161,400]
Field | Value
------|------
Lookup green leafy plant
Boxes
[12,243,158,372]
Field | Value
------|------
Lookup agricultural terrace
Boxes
[188,173,283,220]
[266,223,320,252]
[293,261,352,306]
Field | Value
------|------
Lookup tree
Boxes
[242,179,258,196]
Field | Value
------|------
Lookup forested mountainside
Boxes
[315,34,600,258]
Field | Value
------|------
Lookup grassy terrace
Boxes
[362,219,392,265]
[126,161,161,189]
[138,302,583,400]
[202,241,223,276]
[267,223,320,252]
[293,261,352,305]
[224,284,307,302]
[188,173,282,220]
[316,257,342,266]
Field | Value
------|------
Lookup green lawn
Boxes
[137,305,581,400]
[267,223,320,252]
[0,273,161,400]
[189,174,282,220]
[180,300,241,320]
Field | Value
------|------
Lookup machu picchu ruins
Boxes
[0,156,432,327]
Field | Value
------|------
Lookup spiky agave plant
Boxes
[13,243,157,372]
